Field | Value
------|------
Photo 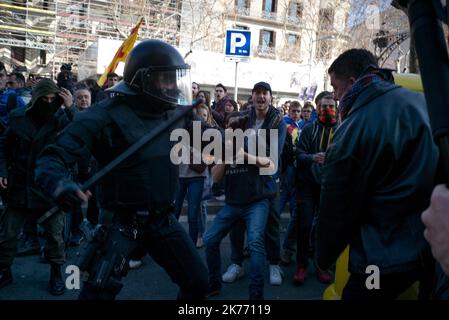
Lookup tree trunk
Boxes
[409,35,419,73]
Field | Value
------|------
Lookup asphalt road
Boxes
[0,211,329,300]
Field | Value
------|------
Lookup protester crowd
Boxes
[0,45,448,301]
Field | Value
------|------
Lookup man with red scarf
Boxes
[293,93,337,285]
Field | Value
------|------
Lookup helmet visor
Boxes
[141,67,192,106]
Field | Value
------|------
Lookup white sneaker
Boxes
[129,259,143,269]
[215,195,226,201]
[222,264,244,283]
[269,264,283,285]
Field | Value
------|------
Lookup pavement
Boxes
[0,201,330,300]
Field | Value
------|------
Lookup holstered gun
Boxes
[77,222,138,294]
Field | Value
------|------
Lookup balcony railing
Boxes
[254,45,276,59]
[233,6,302,26]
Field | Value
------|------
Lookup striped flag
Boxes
[97,17,144,87]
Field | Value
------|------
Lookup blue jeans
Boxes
[199,200,208,237]
[204,200,269,298]
[280,166,297,254]
[229,184,281,265]
[174,177,205,244]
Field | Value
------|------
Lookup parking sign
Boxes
[225,30,251,58]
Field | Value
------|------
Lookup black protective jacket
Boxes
[35,96,211,211]
[316,81,438,274]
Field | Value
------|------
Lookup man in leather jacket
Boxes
[316,48,438,299]
[34,40,209,300]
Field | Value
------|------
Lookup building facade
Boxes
[0,0,350,103]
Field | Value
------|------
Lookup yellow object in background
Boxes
[393,73,424,92]
[322,246,349,300]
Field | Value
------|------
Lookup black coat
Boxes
[296,120,337,187]
[316,81,438,274]
[0,107,72,208]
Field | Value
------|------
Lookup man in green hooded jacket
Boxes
[0,79,73,295]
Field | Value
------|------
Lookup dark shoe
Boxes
[206,283,221,298]
[49,264,65,295]
[293,266,307,285]
[0,267,12,288]
[16,236,40,256]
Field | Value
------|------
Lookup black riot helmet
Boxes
[109,40,192,106]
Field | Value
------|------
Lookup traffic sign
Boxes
[225,30,251,58]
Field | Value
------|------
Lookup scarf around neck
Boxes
[338,66,394,121]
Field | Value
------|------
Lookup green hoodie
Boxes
[26,78,62,112]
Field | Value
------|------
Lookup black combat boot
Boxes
[0,267,12,288]
[49,264,65,295]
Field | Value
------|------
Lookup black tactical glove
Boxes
[53,180,84,211]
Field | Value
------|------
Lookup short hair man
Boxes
[298,102,313,130]
[211,83,230,128]
[204,81,286,299]
[316,48,438,299]
[6,73,25,90]
[293,93,337,285]
[73,85,92,110]
[106,73,119,88]
[279,99,301,266]
[0,64,26,128]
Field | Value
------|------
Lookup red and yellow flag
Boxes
[97,17,144,87]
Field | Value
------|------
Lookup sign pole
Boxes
[234,61,239,101]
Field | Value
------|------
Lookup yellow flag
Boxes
[97,17,144,87]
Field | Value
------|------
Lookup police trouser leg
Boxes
[0,207,29,268]
[145,214,208,300]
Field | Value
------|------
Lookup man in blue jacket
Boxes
[0,63,25,130]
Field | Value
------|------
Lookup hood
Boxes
[27,79,62,112]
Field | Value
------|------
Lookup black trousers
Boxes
[295,180,320,267]
[78,212,208,300]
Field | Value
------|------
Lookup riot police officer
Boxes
[35,40,209,300]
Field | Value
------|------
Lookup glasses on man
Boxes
[302,109,312,113]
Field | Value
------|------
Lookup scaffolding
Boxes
[0,0,182,77]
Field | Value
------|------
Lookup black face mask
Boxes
[30,98,61,125]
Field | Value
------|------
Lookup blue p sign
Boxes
[225,30,251,57]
